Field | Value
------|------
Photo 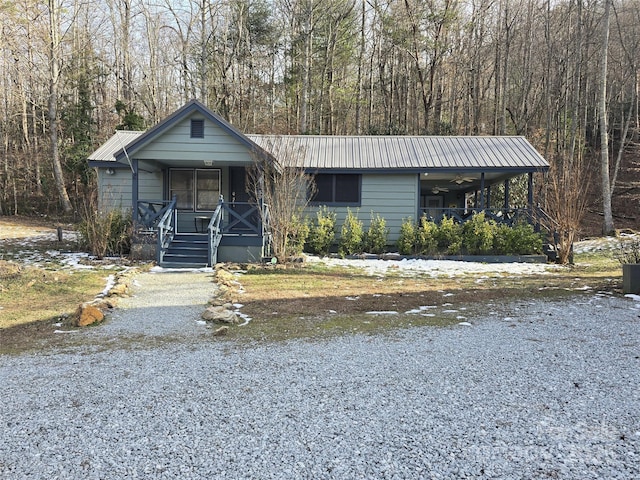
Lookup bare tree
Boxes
[246,137,315,261]
[47,0,73,213]
[599,0,614,234]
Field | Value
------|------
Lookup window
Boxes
[190,119,204,138]
[311,174,360,205]
[170,169,220,211]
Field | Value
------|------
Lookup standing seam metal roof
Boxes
[89,131,549,172]
[247,135,548,171]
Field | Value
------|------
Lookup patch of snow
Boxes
[458,321,473,326]
[366,311,398,315]
[305,255,559,278]
[624,294,640,302]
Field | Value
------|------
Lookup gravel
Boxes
[1,271,639,479]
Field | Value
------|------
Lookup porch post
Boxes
[132,158,139,224]
[527,172,534,210]
[504,179,510,211]
[479,172,485,209]
[486,184,491,209]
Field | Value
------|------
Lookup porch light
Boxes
[105,167,115,175]
[204,160,213,167]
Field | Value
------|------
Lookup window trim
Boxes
[309,173,361,206]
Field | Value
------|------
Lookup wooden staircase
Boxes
[160,233,210,268]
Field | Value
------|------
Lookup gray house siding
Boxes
[98,168,162,213]
[306,173,418,244]
[132,116,256,164]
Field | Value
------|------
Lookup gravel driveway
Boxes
[1,270,639,479]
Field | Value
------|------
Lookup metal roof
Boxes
[89,129,549,173]
[247,135,549,172]
[88,130,143,162]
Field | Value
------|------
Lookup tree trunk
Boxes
[599,0,613,234]
[48,0,72,213]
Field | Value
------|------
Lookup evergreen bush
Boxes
[396,218,416,255]
[461,212,495,255]
[364,212,389,254]
[415,216,438,255]
[435,216,462,254]
[339,208,364,257]
[306,206,336,256]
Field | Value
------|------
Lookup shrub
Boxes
[494,222,543,255]
[615,238,640,264]
[286,214,310,257]
[461,212,495,255]
[364,212,389,254]
[435,216,462,255]
[396,218,416,255]
[339,208,364,256]
[307,206,336,256]
[78,208,132,258]
[415,216,438,255]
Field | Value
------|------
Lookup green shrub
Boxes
[494,222,543,255]
[286,214,310,257]
[461,212,496,255]
[364,212,389,254]
[435,216,462,255]
[396,218,416,255]
[78,208,132,258]
[339,208,364,257]
[416,216,438,255]
[306,206,336,256]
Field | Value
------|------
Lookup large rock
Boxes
[202,305,240,324]
[75,304,104,327]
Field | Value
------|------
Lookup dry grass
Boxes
[220,255,622,341]
[0,260,107,329]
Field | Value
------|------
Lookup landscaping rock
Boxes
[202,305,239,324]
[213,326,229,336]
[75,303,104,327]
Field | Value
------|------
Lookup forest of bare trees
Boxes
[0,0,638,233]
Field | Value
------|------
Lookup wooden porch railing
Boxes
[156,197,177,265]
[136,199,175,231]
[207,201,224,265]
[206,198,271,265]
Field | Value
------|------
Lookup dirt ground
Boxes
[0,215,71,240]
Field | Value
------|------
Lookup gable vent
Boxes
[191,119,204,138]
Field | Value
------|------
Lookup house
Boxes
[88,100,550,267]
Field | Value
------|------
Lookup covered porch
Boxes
[419,170,539,226]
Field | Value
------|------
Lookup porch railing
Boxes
[420,207,534,226]
[261,203,272,259]
[136,199,175,231]
[206,198,270,264]
[156,197,177,265]
[207,202,224,265]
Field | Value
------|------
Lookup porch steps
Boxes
[161,233,210,268]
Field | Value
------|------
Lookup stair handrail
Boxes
[207,196,224,265]
[261,202,273,258]
[157,196,177,265]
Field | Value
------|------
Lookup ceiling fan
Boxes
[432,186,449,194]
[451,174,476,184]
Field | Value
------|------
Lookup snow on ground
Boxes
[305,254,560,278]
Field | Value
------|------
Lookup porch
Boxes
[135,197,271,267]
